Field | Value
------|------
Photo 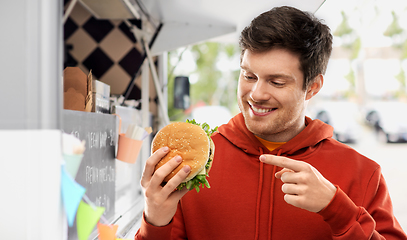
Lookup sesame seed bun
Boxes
[152,122,211,183]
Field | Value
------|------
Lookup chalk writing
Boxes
[95,194,111,214]
[87,130,115,149]
[85,165,115,184]
[70,130,80,139]
[109,129,114,146]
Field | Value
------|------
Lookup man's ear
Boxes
[305,74,324,100]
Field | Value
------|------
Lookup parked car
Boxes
[364,101,407,143]
[309,101,361,143]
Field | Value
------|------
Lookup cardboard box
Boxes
[63,67,92,112]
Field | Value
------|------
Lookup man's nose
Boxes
[250,80,270,102]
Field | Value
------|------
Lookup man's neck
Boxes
[255,120,306,142]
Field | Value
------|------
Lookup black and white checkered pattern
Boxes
[64,1,145,99]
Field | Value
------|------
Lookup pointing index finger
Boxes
[259,154,304,172]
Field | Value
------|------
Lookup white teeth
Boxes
[251,104,273,113]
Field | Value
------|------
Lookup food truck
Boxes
[0,0,326,239]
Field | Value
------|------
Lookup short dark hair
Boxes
[239,6,333,89]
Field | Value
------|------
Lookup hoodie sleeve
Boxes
[135,204,187,240]
[318,167,407,240]
[134,212,173,240]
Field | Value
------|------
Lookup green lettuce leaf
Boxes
[176,119,217,192]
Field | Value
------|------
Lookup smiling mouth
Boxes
[249,102,277,114]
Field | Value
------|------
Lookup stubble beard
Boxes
[239,99,301,140]
[238,99,279,137]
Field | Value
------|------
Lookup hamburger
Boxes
[151,119,217,192]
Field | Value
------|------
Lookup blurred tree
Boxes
[334,11,361,60]
[190,42,222,105]
[384,11,407,98]
[333,11,361,98]
[167,42,239,121]
[344,68,356,98]
[384,11,404,48]
[167,49,187,121]
[212,44,240,111]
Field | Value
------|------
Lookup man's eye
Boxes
[271,81,284,87]
[244,75,256,80]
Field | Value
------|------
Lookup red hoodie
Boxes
[135,114,406,239]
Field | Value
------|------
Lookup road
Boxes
[347,125,407,232]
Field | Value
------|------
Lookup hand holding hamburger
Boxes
[151,119,217,192]
[140,120,217,227]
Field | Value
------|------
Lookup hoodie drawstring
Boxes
[254,148,264,240]
[255,148,283,240]
[267,148,282,240]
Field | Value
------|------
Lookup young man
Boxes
[135,6,407,239]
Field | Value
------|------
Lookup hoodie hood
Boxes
[217,113,333,156]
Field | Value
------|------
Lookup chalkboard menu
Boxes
[62,110,117,239]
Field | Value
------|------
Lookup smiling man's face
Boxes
[237,48,318,142]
